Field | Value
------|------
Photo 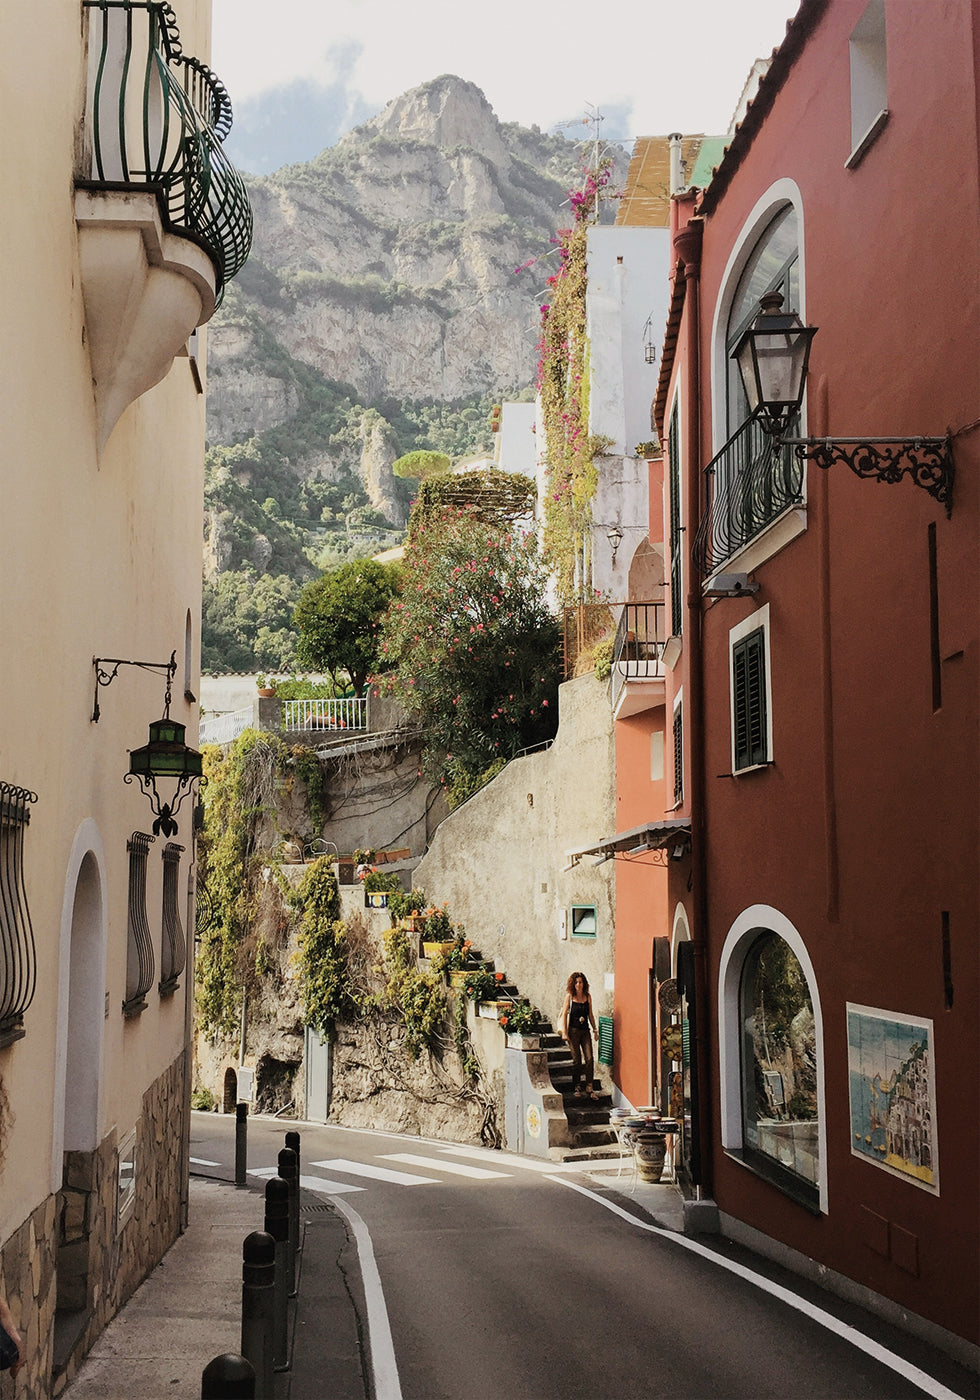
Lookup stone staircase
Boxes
[458,947,621,1163]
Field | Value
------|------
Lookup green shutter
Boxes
[733,628,768,769]
[673,705,683,804]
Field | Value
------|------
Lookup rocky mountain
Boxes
[202,75,627,674]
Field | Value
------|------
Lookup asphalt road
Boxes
[190,1113,977,1400]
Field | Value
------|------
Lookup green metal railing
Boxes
[82,0,252,301]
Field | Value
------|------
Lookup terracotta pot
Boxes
[257,688,276,698]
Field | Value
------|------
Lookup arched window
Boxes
[739,932,818,1197]
[719,906,826,1212]
[725,205,800,433]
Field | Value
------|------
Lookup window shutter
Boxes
[669,401,683,637]
[673,705,683,804]
[733,628,768,769]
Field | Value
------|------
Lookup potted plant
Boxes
[497,998,540,1046]
[256,674,277,698]
[420,904,455,960]
[363,870,400,909]
[388,888,427,929]
[460,965,499,1009]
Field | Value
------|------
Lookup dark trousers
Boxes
[568,1026,593,1091]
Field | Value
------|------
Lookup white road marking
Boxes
[189,1156,221,1167]
[248,1166,364,1195]
[548,1176,965,1400]
[439,1144,632,1174]
[310,1158,439,1186]
[330,1196,402,1400]
[381,1153,510,1180]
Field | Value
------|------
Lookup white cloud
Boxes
[212,0,801,165]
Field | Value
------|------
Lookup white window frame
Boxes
[718,905,828,1213]
[729,604,773,774]
[707,182,810,577]
[847,0,888,169]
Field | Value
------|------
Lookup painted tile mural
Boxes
[846,1005,938,1193]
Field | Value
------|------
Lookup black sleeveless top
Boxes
[569,998,589,1030]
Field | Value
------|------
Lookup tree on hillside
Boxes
[294,558,401,693]
[375,505,561,800]
[392,449,451,480]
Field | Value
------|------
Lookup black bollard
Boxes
[241,1231,275,1400]
[264,1176,290,1371]
[235,1101,248,1189]
[277,1146,299,1297]
[284,1129,300,1177]
[202,1352,255,1399]
[284,1132,301,1261]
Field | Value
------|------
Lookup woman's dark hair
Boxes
[566,971,589,995]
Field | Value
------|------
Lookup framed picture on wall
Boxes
[846,1004,938,1194]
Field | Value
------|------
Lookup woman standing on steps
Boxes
[561,971,598,1099]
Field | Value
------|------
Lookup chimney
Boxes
[668,133,685,195]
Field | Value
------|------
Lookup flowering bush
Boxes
[536,162,614,603]
[461,966,499,1002]
[420,904,454,942]
[498,999,539,1035]
[374,504,561,798]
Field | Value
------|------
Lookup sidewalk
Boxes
[64,1176,367,1400]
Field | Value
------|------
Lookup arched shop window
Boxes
[726,205,800,434]
[739,931,819,1208]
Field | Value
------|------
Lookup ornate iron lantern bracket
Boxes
[784,436,954,517]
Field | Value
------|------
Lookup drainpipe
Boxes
[673,208,713,1198]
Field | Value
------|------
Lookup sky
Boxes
[211,0,803,176]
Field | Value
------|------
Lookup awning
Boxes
[564,817,692,867]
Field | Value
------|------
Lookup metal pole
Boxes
[264,1177,290,1371]
[202,1352,255,1399]
[240,1231,275,1400]
[277,1146,298,1297]
[235,1101,248,1188]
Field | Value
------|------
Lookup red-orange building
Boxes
[652,0,977,1352]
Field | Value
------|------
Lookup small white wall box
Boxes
[237,1065,255,1102]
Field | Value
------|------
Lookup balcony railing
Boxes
[281,698,368,733]
[82,0,252,301]
[692,410,802,578]
[611,602,666,713]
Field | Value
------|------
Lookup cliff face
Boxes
[202,76,627,672]
[206,75,619,444]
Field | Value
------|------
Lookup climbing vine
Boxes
[535,165,614,603]
[381,924,447,1058]
[196,729,292,1038]
[292,856,358,1035]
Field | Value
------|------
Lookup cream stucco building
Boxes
[0,2,250,1393]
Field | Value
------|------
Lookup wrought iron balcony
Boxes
[692,410,802,578]
[611,602,666,715]
[81,0,252,301]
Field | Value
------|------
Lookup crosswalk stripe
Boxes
[380,1153,511,1180]
[189,1156,221,1167]
[310,1158,439,1186]
[438,1146,633,1175]
[248,1166,364,1195]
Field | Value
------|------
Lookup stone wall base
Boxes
[0,1050,187,1399]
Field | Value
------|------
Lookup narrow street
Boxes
[191,1113,976,1400]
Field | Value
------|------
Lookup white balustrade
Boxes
[280,698,367,733]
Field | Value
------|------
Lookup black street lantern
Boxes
[733,291,817,437]
[127,715,203,838]
[93,650,204,837]
[730,292,954,514]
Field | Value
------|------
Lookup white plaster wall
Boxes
[495,402,537,478]
[413,674,616,1029]
[0,0,211,1230]
[585,226,670,455]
